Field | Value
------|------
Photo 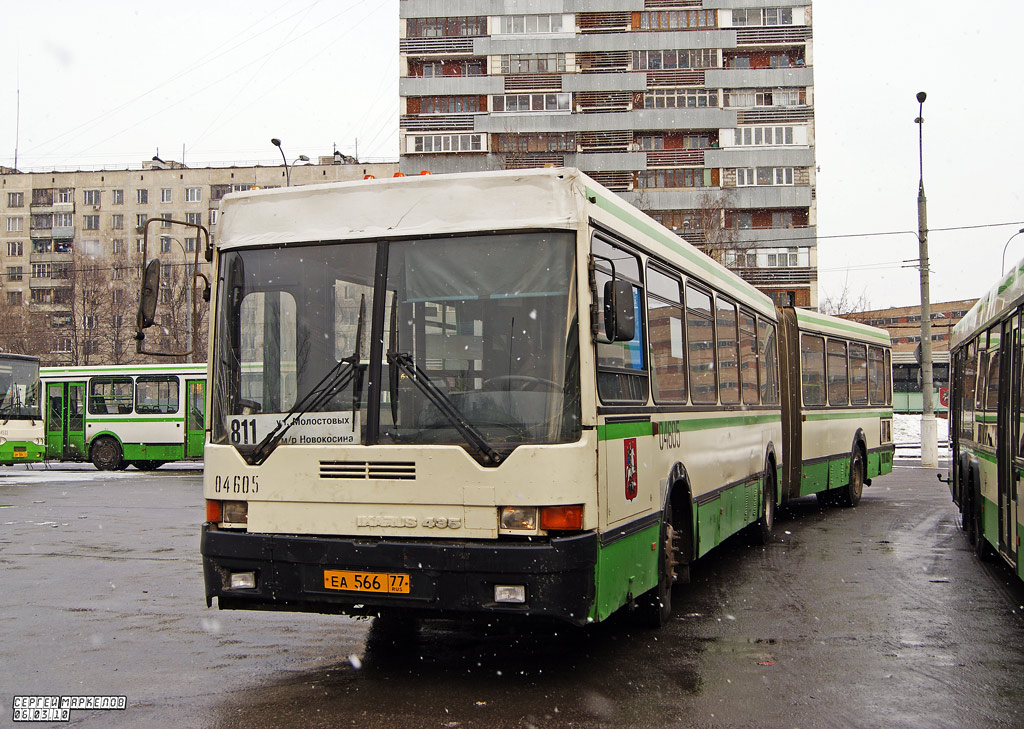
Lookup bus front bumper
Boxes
[201,525,598,625]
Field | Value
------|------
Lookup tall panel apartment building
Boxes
[398,1,816,307]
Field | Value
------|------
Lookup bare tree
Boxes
[693,190,734,264]
[819,277,871,315]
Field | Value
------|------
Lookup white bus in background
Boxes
[0,353,44,465]
[40,364,206,470]
[131,168,891,627]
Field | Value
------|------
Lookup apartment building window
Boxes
[7,241,23,256]
[31,214,52,230]
[732,8,793,26]
[637,10,717,30]
[632,48,718,70]
[414,59,485,77]
[497,14,566,34]
[55,336,72,353]
[185,187,202,202]
[407,16,486,37]
[185,212,202,226]
[31,289,52,304]
[56,189,73,204]
[496,132,576,152]
[492,93,571,112]
[136,239,145,254]
[84,215,100,230]
[726,88,804,107]
[734,126,796,146]
[111,214,124,230]
[32,263,51,279]
[137,189,149,205]
[161,188,173,203]
[160,236,172,253]
[211,185,232,201]
[6,217,24,232]
[51,314,70,328]
[54,241,72,253]
[112,239,124,254]
[160,213,172,228]
[52,263,71,280]
[644,88,718,109]
[736,167,794,186]
[500,53,566,74]
[650,210,703,232]
[32,240,51,254]
[772,211,795,228]
[112,189,124,205]
[83,190,101,206]
[733,213,753,230]
[7,192,24,207]
[7,266,23,281]
[636,168,708,189]
[413,96,482,114]
[136,214,148,229]
[112,289,124,305]
[112,266,124,280]
[185,237,197,252]
[209,210,219,226]
[7,291,22,306]
[410,133,485,153]
[54,213,73,228]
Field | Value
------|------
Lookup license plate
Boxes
[12,450,26,458]
[323,569,410,594]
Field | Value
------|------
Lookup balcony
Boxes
[727,266,815,286]
[646,149,705,167]
[400,37,475,55]
[30,250,74,264]
[735,26,812,46]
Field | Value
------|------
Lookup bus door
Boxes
[45,381,86,461]
[1002,315,1022,561]
[185,379,206,458]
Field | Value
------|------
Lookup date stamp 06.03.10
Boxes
[12,696,126,723]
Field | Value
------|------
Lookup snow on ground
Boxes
[0,462,201,486]
[893,413,950,459]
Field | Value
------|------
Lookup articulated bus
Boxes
[0,353,44,465]
[40,364,207,470]
[948,256,1024,582]
[151,169,892,627]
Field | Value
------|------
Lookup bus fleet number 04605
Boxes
[213,474,260,495]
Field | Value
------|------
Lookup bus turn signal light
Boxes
[207,500,248,525]
[540,505,583,531]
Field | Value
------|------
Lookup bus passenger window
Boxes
[758,319,779,405]
[685,284,716,404]
[800,334,826,406]
[646,267,686,404]
[849,343,868,405]
[738,311,759,405]
[716,297,740,404]
[868,346,885,405]
[827,340,848,406]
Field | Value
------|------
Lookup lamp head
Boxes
[916,91,927,104]
[271,138,282,147]
[298,155,310,162]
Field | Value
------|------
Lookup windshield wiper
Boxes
[246,295,367,466]
[386,350,503,466]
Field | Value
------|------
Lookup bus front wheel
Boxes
[90,437,124,471]
[634,504,680,628]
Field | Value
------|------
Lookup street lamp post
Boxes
[1001,228,1024,276]
[915,91,938,468]
[271,138,291,186]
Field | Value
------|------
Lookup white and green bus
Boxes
[0,353,45,465]
[142,169,890,626]
[778,308,894,507]
[948,255,1024,583]
[40,364,207,470]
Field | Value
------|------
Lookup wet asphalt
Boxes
[0,461,1022,729]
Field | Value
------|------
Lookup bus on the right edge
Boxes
[948,254,1024,582]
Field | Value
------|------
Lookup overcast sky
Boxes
[3,1,1022,311]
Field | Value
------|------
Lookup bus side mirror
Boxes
[137,258,161,329]
[604,279,635,342]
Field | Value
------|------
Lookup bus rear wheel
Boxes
[839,449,865,507]
[90,437,124,471]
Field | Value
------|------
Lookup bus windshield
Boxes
[0,358,40,421]
[211,232,581,461]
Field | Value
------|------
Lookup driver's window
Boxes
[240,291,297,412]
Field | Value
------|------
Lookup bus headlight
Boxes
[34,437,45,446]
[499,506,536,530]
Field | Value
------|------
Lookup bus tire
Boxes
[134,460,163,471]
[970,475,995,561]
[839,447,865,507]
[90,437,124,471]
[753,464,776,545]
[634,503,679,628]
